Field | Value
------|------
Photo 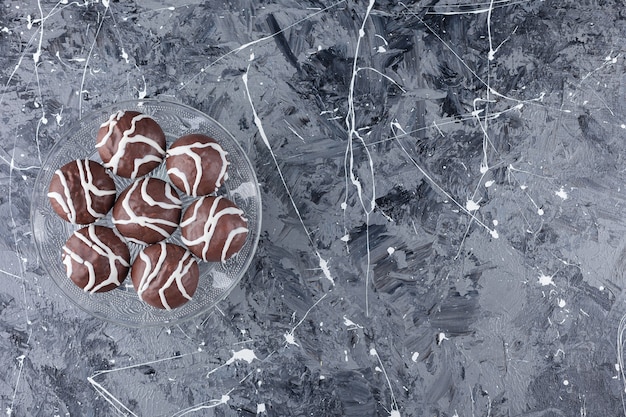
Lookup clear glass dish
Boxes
[30,99,261,327]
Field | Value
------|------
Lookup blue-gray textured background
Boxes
[2,0,626,415]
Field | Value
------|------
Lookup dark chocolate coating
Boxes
[47,159,116,224]
[112,177,182,245]
[62,225,130,293]
[180,196,248,262]
[166,134,229,196]
[131,242,199,310]
[96,110,166,178]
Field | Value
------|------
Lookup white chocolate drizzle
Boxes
[47,159,116,223]
[181,196,248,262]
[96,111,166,177]
[222,226,249,262]
[113,178,182,245]
[135,242,196,310]
[130,154,164,179]
[166,139,229,196]
[61,225,130,294]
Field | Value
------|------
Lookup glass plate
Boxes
[30,99,261,327]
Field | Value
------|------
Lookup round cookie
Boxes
[180,196,248,262]
[62,225,130,293]
[112,177,182,245]
[96,110,166,178]
[131,242,199,310]
[166,134,229,196]
[47,159,116,224]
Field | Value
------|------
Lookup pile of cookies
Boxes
[47,110,249,310]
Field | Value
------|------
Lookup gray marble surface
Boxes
[2,0,626,415]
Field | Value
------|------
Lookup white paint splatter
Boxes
[317,253,334,285]
[179,2,344,90]
[284,331,299,346]
[437,332,449,345]
[79,1,108,116]
[243,68,334,286]
[54,109,63,125]
[226,349,257,365]
[284,294,328,347]
[465,199,480,212]
[343,0,377,316]
[120,48,129,63]
[256,403,266,414]
[485,180,495,187]
[343,316,363,329]
[391,121,498,239]
[555,187,568,200]
[538,273,556,287]
[206,349,258,377]
[618,314,626,392]
[176,393,232,415]
[387,247,395,255]
[89,351,200,414]
[370,347,400,416]
[411,352,419,362]
[605,52,619,64]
